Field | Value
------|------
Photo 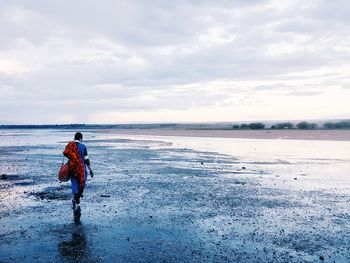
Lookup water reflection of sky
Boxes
[108,134,350,163]
[86,132,350,190]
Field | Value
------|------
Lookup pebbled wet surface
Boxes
[0,129,349,262]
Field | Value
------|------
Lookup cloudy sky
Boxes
[0,0,349,124]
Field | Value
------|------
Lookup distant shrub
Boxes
[248,122,265,129]
[296,121,317,129]
[232,125,240,129]
[240,124,249,129]
[323,120,350,129]
[236,123,266,129]
[273,122,294,129]
[335,121,350,129]
[323,122,335,129]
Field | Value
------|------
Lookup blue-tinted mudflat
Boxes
[0,129,349,262]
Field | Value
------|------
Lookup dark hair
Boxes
[74,132,83,141]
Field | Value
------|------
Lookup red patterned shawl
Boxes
[63,142,85,193]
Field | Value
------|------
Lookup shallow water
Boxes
[0,129,349,262]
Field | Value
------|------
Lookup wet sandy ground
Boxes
[0,130,349,262]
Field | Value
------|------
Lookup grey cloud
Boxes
[2,1,348,77]
[0,85,226,124]
[309,0,350,25]
[0,0,272,50]
[0,3,63,49]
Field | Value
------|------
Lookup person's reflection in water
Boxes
[58,222,88,262]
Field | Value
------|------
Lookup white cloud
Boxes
[0,0,349,123]
[0,59,27,74]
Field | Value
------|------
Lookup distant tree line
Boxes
[272,121,318,130]
[232,120,350,130]
[270,122,294,129]
[232,123,266,130]
[0,123,179,130]
[323,121,350,129]
[0,124,89,129]
[295,121,318,129]
[1,120,349,130]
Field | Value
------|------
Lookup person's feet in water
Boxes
[74,205,81,222]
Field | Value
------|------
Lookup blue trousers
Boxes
[71,173,88,194]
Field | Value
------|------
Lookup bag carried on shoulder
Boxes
[58,158,71,182]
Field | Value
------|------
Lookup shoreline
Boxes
[93,129,350,141]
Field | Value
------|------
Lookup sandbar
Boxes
[94,129,350,141]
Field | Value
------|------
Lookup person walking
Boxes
[63,132,93,222]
